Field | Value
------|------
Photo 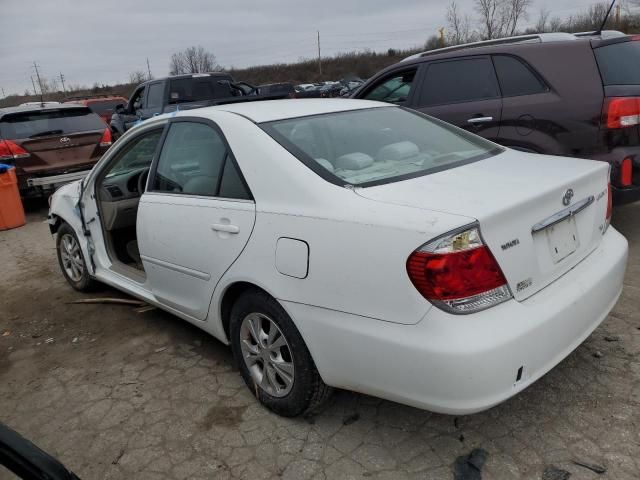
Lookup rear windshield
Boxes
[0,108,105,139]
[262,107,502,187]
[87,99,124,115]
[595,40,640,85]
[168,77,235,104]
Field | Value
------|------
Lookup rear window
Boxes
[87,99,125,115]
[0,108,106,139]
[418,58,500,106]
[168,77,234,104]
[595,40,640,85]
[262,107,502,187]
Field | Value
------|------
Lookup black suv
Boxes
[354,31,640,204]
[110,73,254,137]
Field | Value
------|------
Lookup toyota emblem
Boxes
[562,188,574,206]
[59,137,70,144]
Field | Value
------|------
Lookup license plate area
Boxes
[545,216,579,263]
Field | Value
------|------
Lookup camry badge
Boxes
[562,188,574,206]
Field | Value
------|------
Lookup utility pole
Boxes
[317,31,322,77]
[59,72,66,94]
[30,76,38,97]
[1,87,5,98]
[615,3,621,27]
[33,61,44,102]
[146,58,152,80]
[438,27,445,48]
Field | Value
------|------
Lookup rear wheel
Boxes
[56,222,97,292]
[230,290,332,417]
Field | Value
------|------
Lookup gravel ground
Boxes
[0,199,639,480]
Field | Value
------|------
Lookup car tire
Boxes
[230,289,332,417]
[56,222,97,292]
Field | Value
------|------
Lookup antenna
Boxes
[597,0,617,34]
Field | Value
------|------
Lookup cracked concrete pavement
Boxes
[0,200,639,479]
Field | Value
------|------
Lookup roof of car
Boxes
[0,103,91,119]
[201,98,388,123]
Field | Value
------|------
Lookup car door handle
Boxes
[211,223,240,234]
[467,116,493,124]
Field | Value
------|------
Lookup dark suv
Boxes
[354,31,640,204]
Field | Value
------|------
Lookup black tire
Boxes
[230,290,332,417]
[56,222,97,292]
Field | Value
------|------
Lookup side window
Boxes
[146,83,164,109]
[152,122,251,200]
[131,87,145,111]
[105,129,163,177]
[493,55,547,97]
[361,70,416,103]
[418,58,499,106]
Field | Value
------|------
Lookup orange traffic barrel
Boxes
[0,164,26,231]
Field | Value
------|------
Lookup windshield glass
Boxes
[0,108,105,139]
[262,107,501,186]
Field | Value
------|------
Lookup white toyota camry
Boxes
[48,99,628,417]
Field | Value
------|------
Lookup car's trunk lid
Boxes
[355,150,610,301]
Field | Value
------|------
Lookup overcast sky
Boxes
[1,0,591,96]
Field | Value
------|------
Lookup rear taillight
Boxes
[99,128,112,147]
[0,139,30,162]
[604,97,640,129]
[620,157,633,186]
[406,225,512,314]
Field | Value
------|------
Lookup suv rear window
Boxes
[595,40,640,85]
[168,77,235,104]
[493,55,547,96]
[0,108,106,139]
[262,106,502,187]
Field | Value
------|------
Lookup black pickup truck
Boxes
[110,73,256,137]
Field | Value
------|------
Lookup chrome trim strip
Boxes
[140,255,211,281]
[531,195,595,233]
[27,169,90,187]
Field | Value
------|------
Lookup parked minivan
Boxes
[354,31,640,204]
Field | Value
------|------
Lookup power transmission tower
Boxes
[30,76,38,97]
[59,72,66,94]
[147,58,152,80]
[317,31,322,77]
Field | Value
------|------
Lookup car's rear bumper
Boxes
[283,227,627,414]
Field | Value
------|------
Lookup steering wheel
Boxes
[137,168,150,195]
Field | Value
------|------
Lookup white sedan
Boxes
[48,99,628,416]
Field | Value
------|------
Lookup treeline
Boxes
[2,1,639,108]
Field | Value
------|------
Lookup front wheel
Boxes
[56,222,97,292]
[230,290,332,417]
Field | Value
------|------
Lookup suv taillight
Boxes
[406,225,512,314]
[99,128,112,147]
[0,140,30,162]
[604,97,640,129]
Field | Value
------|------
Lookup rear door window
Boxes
[595,40,640,85]
[146,83,165,109]
[492,55,548,96]
[87,100,125,115]
[168,77,234,104]
[418,57,499,106]
[360,70,416,104]
[0,108,105,139]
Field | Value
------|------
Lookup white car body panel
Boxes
[48,100,628,414]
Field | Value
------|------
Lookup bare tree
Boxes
[504,0,532,36]
[535,7,551,32]
[447,1,475,44]
[169,46,221,75]
[474,0,531,39]
[128,70,147,84]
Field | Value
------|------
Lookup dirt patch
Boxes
[201,405,247,429]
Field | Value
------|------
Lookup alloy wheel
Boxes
[59,233,84,282]
[239,312,295,397]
